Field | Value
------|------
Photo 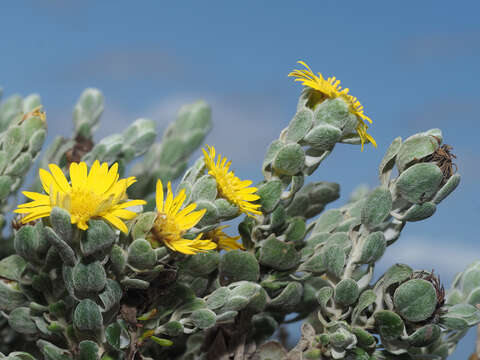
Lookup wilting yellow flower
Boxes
[289,61,376,150]
[202,145,261,217]
[289,61,345,99]
[15,161,145,233]
[150,179,217,255]
[21,105,46,124]
[207,225,244,251]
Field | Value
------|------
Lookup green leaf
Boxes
[110,245,126,275]
[304,124,342,151]
[219,250,259,285]
[195,199,219,227]
[396,163,443,203]
[190,309,216,329]
[72,261,107,295]
[6,153,32,177]
[433,173,461,205]
[73,88,104,139]
[272,143,305,176]
[180,251,219,276]
[379,136,402,184]
[121,277,150,289]
[312,209,343,233]
[78,341,99,360]
[8,307,38,334]
[150,336,173,347]
[285,217,306,244]
[359,232,386,264]
[81,220,116,258]
[206,287,230,310]
[49,207,72,242]
[440,303,480,329]
[127,239,157,270]
[299,251,326,274]
[257,180,283,213]
[395,134,439,173]
[36,340,71,360]
[0,281,28,311]
[44,227,76,267]
[352,327,376,348]
[352,290,377,322]
[99,279,123,312]
[322,245,345,278]
[258,236,299,271]
[314,97,356,132]
[73,299,103,331]
[374,310,404,339]
[163,321,184,336]
[105,321,130,350]
[5,126,25,160]
[229,281,267,312]
[361,187,392,229]
[393,279,437,322]
[269,282,303,310]
[132,212,157,240]
[191,175,218,202]
[285,108,313,143]
[382,264,413,291]
[316,286,333,308]
[406,324,441,347]
[334,279,359,306]
[0,255,26,281]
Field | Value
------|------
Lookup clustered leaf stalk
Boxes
[0,62,477,360]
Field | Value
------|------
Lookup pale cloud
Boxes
[398,31,480,63]
[145,93,286,169]
[62,49,182,82]
[376,235,480,285]
[405,99,477,129]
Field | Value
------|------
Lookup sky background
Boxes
[1,1,479,357]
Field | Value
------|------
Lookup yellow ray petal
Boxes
[163,182,174,215]
[48,164,70,192]
[156,179,164,213]
[102,213,128,234]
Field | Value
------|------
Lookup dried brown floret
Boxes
[423,138,457,185]
[65,134,94,166]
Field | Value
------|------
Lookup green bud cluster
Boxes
[0,91,46,205]
[0,83,475,360]
[130,100,212,200]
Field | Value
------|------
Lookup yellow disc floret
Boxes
[289,61,376,150]
[202,145,261,217]
[15,161,145,233]
[150,179,216,255]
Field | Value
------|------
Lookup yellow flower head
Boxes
[288,61,346,99]
[207,225,244,251]
[289,61,376,150]
[15,161,145,233]
[150,179,217,255]
[202,145,261,217]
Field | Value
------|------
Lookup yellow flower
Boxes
[202,145,261,217]
[21,105,47,124]
[288,61,345,99]
[289,61,376,150]
[15,161,145,233]
[150,179,217,255]
[207,225,244,251]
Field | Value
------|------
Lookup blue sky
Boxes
[1,1,479,357]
